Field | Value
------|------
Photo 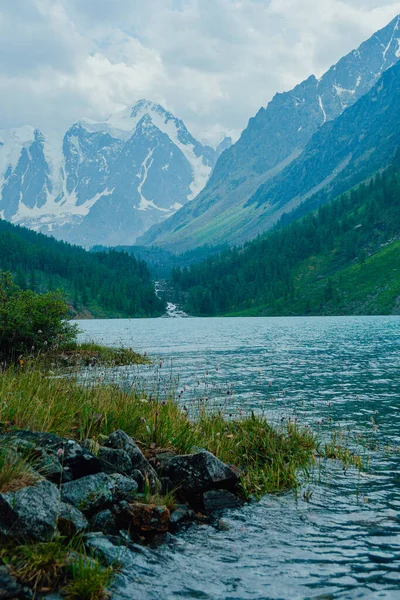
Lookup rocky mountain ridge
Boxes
[0,101,230,246]
[139,15,400,251]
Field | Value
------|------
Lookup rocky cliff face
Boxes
[0,101,229,246]
[139,15,400,251]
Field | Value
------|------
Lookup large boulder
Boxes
[0,479,59,541]
[103,431,159,489]
[61,473,113,515]
[162,450,239,499]
[2,430,101,483]
[160,451,239,497]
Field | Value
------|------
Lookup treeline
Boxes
[170,164,400,315]
[0,221,164,317]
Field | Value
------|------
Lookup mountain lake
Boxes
[75,316,400,600]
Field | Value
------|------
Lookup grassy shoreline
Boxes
[0,350,365,599]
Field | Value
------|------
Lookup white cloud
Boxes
[0,0,399,144]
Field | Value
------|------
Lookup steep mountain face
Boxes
[0,101,227,246]
[139,15,400,251]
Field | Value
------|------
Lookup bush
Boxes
[0,271,77,363]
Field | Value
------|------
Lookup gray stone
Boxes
[98,447,133,475]
[57,502,89,535]
[203,489,243,512]
[61,472,113,514]
[0,565,32,599]
[103,430,159,489]
[109,473,138,502]
[0,479,59,541]
[160,451,239,497]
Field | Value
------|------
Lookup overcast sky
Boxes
[1,0,400,145]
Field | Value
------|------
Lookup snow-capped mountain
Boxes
[0,101,228,246]
[139,15,400,251]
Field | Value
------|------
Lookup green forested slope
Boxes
[0,220,164,318]
[170,164,400,316]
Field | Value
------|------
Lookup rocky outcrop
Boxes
[0,427,247,600]
[0,429,243,545]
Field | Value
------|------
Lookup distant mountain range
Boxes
[139,15,400,251]
[0,101,231,246]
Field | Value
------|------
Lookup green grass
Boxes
[0,443,39,493]
[1,537,113,600]
[38,342,151,368]
[0,364,319,498]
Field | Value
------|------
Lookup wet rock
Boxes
[203,489,243,513]
[0,565,32,599]
[160,451,239,497]
[57,502,89,536]
[98,447,133,475]
[2,430,101,483]
[109,473,138,502]
[122,503,170,533]
[0,479,59,541]
[216,519,231,531]
[91,510,118,535]
[170,504,195,526]
[103,430,159,489]
[61,472,113,515]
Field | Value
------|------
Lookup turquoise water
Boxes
[77,316,400,599]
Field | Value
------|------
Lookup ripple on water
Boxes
[76,316,400,600]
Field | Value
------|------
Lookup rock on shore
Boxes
[0,429,243,546]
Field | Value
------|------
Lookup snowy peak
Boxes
[0,101,224,247]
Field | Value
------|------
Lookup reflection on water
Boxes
[76,316,400,599]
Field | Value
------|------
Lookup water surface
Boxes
[77,316,400,599]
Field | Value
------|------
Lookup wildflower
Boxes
[140,417,146,423]
[56,448,64,458]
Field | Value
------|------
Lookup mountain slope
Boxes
[169,162,400,316]
[0,219,164,317]
[139,15,400,251]
[0,101,228,246]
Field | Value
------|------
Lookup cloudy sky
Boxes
[1,0,400,145]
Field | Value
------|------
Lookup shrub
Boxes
[0,271,77,363]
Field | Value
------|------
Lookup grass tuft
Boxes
[0,443,39,493]
[64,555,113,600]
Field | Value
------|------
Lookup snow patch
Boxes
[318,96,327,123]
